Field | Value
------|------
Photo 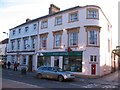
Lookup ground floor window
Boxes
[23,56,26,64]
[12,55,15,64]
[63,56,82,72]
[37,56,51,67]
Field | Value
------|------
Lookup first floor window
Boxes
[11,40,15,50]
[32,37,36,49]
[88,30,99,46]
[41,36,47,48]
[69,32,77,46]
[24,39,28,49]
[55,34,61,47]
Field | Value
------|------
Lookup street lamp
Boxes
[2,32,8,61]
[3,32,8,37]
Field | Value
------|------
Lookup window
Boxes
[40,33,48,49]
[88,30,98,45]
[63,56,82,72]
[11,40,15,50]
[33,24,37,30]
[41,36,47,48]
[55,16,62,25]
[13,30,15,35]
[53,30,63,48]
[32,37,36,49]
[18,29,21,34]
[87,8,98,19]
[41,20,48,29]
[90,55,97,62]
[17,39,20,50]
[55,34,61,47]
[70,32,77,46]
[23,56,26,64]
[66,27,79,47]
[108,39,110,52]
[12,56,15,64]
[25,26,29,32]
[69,12,78,22]
[23,38,28,49]
[85,26,100,47]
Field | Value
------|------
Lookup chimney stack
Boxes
[49,4,60,14]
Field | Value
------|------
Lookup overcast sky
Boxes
[0,0,119,49]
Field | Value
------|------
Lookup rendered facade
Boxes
[7,4,112,77]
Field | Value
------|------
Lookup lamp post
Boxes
[3,32,8,61]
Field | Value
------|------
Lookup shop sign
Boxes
[42,51,83,56]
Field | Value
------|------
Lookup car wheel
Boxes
[58,75,64,82]
[37,74,42,79]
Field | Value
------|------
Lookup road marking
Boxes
[69,83,82,87]
[4,79,43,88]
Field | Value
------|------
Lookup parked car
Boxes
[35,66,75,82]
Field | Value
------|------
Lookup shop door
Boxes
[54,59,59,67]
[91,64,96,75]
[28,55,32,71]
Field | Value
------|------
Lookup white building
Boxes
[7,4,112,77]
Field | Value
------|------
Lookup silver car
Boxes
[36,66,75,82]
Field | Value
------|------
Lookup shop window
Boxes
[37,56,51,67]
[63,56,82,72]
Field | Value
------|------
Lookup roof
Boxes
[10,6,80,30]
[0,38,8,44]
[9,5,111,30]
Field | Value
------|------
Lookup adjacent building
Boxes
[7,4,113,77]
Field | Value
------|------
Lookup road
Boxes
[2,68,120,89]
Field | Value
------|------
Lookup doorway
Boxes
[28,55,33,71]
[91,64,96,75]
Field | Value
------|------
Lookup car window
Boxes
[48,67,53,71]
[42,67,48,70]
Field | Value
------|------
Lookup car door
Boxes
[47,67,58,79]
[41,67,48,78]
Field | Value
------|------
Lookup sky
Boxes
[0,0,119,49]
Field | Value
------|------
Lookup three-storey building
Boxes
[7,4,112,77]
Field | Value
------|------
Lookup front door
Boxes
[28,55,32,71]
[91,64,96,75]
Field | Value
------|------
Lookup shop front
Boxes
[37,51,83,72]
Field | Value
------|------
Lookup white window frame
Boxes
[69,12,78,22]
[69,32,77,46]
[87,9,99,19]
[41,20,48,29]
[55,16,62,25]
[55,34,61,47]
[88,30,99,46]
